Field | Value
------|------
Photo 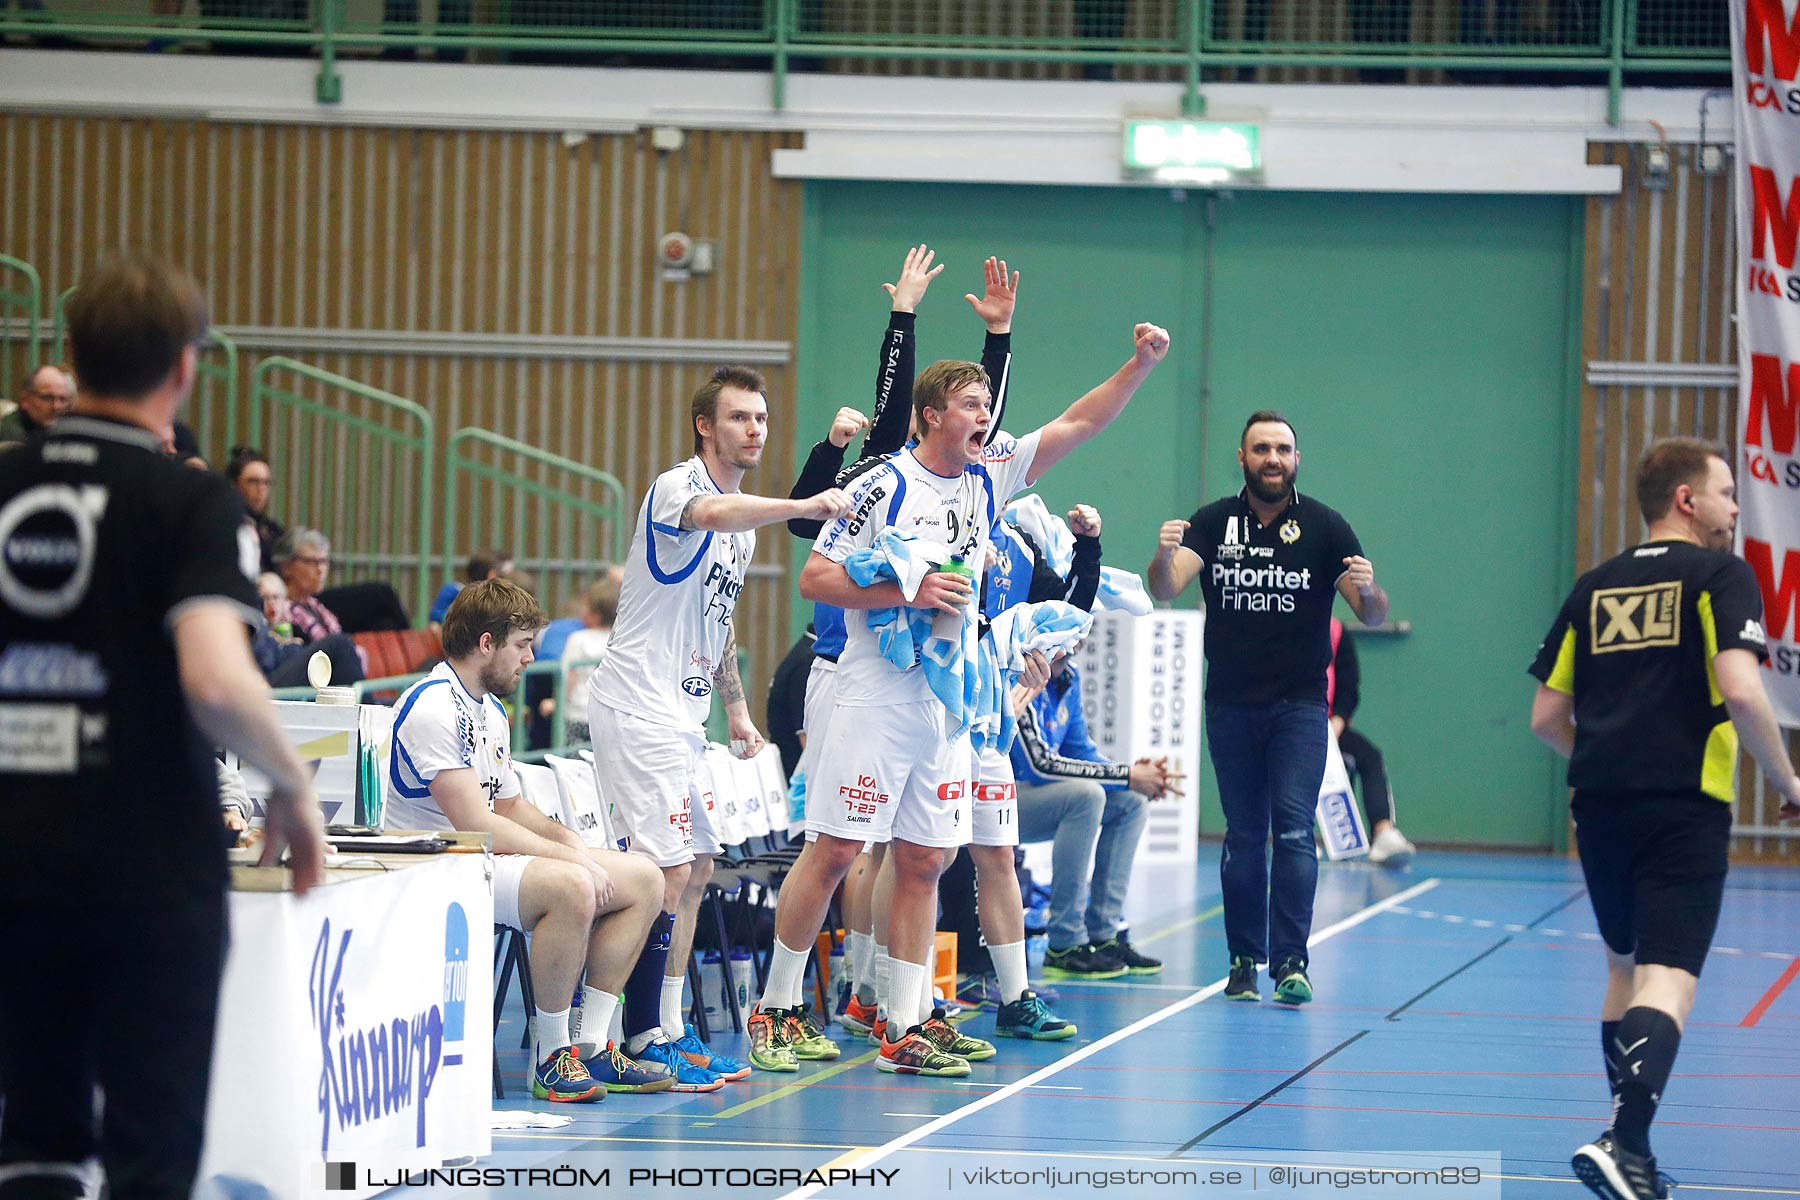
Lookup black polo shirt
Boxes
[0,414,261,887]
[1528,539,1768,802]
[1181,489,1363,705]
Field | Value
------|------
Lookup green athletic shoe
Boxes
[778,1005,841,1061]
[1273,959,1313,1005]
[919,1008,996,1060]
[746,1003,799,1072]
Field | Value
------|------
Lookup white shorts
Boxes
[795,656,838,793]
[806,701,974,849]
[493,852,532,931]
[589,702,722,867]
[970,744,1019,847]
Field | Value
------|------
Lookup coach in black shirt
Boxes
[1528,438,1800,1200]
[0,258,326,1199]
[1148,410,1386,1006]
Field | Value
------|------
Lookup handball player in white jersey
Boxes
[747,322,1171,1077]
[385,579,670,1101]
[588,366,850,1087]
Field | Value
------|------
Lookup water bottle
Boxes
[728,948,754,1012]
[929,556,976,642]
[828,942,848,1013]
[700,949,724,1019]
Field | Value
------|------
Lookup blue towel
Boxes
[971,602,1093,753]
[842,530,979,729]
[842,529,937,675]
[1001,494,1075,577]
[1096,566,1155,616]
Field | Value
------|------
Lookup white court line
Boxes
[777,876,1443,1200]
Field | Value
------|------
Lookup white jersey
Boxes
[589,457,756,733]
[383,661,520,832]
[812,430,1040,709]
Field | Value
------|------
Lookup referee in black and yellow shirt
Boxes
[1528,437,1800,1200]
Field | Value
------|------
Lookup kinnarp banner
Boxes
[1732,0,1800,725]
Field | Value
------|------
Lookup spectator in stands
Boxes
[1012,655,1181,979]
[274,528,346,643]
[257,572,295,641]
[251,564,365,687]
[228,445,286,572]
[525,568,626,744]
[1328,616,1416,866]
[0,364,74,444]
[430,547,515,628]
[560,569,624,743]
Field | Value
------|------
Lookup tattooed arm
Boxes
[713,624,765,758]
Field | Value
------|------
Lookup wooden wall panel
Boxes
[0,114,806,696]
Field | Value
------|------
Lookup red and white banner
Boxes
[1732,0,1800,726]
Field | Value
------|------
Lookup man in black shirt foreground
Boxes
[1527,438,1800,1200]
[0,258,327,1200]
[1147,410,1387,1006]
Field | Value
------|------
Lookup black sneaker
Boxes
[1042,943,1127,980]
[1573,1132,1672,1199]
[1095,936,1162,975]
[1224,955,1260,1001]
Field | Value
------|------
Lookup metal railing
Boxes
[443,427,628,621]
[0,255,42,395]
[250,356,436,620]
[0,0,1730,122]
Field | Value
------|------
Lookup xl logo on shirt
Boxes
[1591,581,1682,653]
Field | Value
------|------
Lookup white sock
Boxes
[759,937,810,1011]
[575,987,619,1054]
[660,974,686,1039]
[887,958,926,1036]
[871,943,890,1012]
[991,941,1028,1005]
[625,1028,662,1056]
[847,930,873,994]
[535,1007,572,1061]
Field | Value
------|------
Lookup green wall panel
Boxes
[797,180,1578,849]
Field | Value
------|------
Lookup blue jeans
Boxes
[1205,698,1328,968]
[1017,779,1149,952]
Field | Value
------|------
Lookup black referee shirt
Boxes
[1181,489,1363,705]
[1528,539,1769,803]
[0,415,261,882]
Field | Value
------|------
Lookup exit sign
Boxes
[1124,121,1260,174]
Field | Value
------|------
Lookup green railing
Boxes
[192,328,241,465]
[250,356,436,619]
[443,427,629,621]
[0,0,1729,122]
[0,255,43,397]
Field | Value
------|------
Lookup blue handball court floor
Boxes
[407,847,1800,1199]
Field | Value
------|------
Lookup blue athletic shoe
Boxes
[531,1046,603,1103]
[995,989,1077,1040]
[673,1023,752,1081]
[584,1042,675,1093]
[632,1037,725,1092]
